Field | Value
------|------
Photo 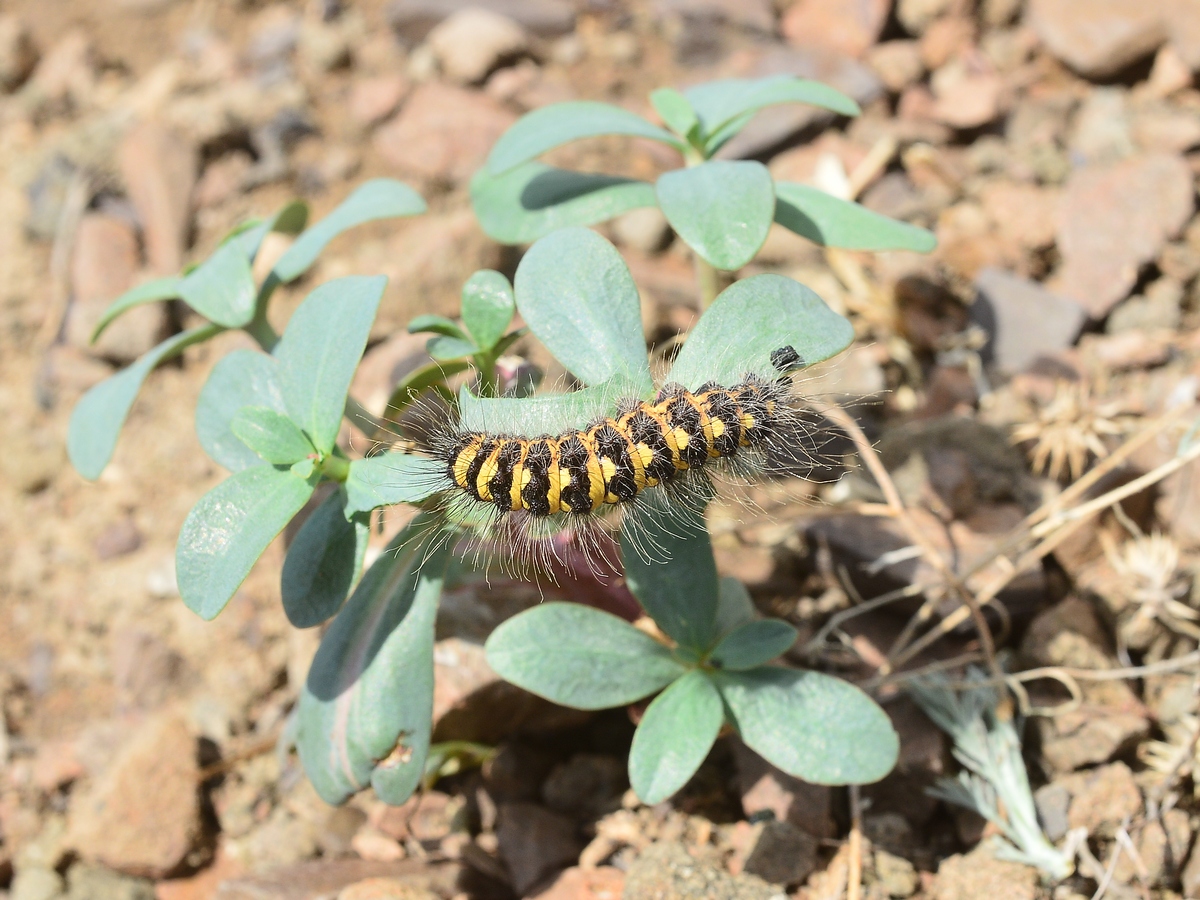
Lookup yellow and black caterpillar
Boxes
[435,346,803,520]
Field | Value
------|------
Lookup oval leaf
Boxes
[427,335,480,361]
[656,161,775,270]
[621,504,719,654]
[629,670,723,804]
[179,240,257,328]
[774,182,937,252]
[230,406,315,465]
[68,325,223,481]
[297,517,451,806]
[514,228,652,391]
[231,199,311,262]
[710,619,798,670]
[667,274,853,390]
[486,102,685,174]
[195,350,289,473]
[176,464,316,621]
[715,576,757,637]
[274,275,386,454]
[91,276,183,342]
[685,76,860,146]
[407,315,467,339]
[714,667,898,784]
[471,163,658,245]
[461,270,516,351]
[457,377,640,437]
[281,487,369,628]
[650,88,699,141]
[485,603,686,710]
[272,179,426,284]
[344,452,447,516]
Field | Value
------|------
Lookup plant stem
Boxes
[319,454,350,482]
[245,307,279,352]
[694,254,720,310]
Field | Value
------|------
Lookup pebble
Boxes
[610,207,671,254]
[920,16,976,69]
[1028,0,1166,78]
[1055,152,1194,318]
[971,268,1087,374]
[730,820,818,886]
[652,0,777,38]
[1106,277,1183,332]
[67,711,200,878]
[64,863,154,900]
[623,842,783,900]
[867,40,926,92]
[427,8,528,84]
[1109,808,1191,886]
[93,517,143,560]
[117,121,197,276]
[977,180,1060,252]
[214,860,461,900]
[1062,762,1142,837]
[495,802,581,895]
[1070,87,1134,164]
[0,14,37,91]
[873,849,918,897]
[780,0,891,58]
[386,0,574,42]
[10,867,63,900]
[373,83,516,185]
[732,742,834,838]
[931,62,1005,129]
[897,0,958,36]
[933,846,1036,900]
[336,877,440,900]
[349,74,410,127]
[529,866,625,900]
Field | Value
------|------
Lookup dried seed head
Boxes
[1010,380,1127,481]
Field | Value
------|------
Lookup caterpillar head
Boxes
[770,345,804,374]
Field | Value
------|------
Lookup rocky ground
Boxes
[2,0,1200,898]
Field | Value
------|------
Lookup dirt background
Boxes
[2,0,1200,898]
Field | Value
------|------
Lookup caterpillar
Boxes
[420,345,807,542]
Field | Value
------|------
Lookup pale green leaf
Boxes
[629,670,722,804]
[656,161,775,270]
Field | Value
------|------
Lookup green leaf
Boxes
[715,576,756,637]
[297,516,451,806]
[457,377,640,437]
[684,76,860,150]
[427,335,480,361]
[176,464,316,620]
[656,161,775,271]
[471,163,658,245]
[461,270,515,351]
[486,102,685,175]
[774,182,937,252]
[667,274,854,390]
[232,199,310,261]
[271,179,426,284]
[292,458,315,478]
[386,359,472,417]
[715,667,899,784]
[91,276,183,342]
[68,325,223,481]
[230,406,315,465]
[485,603,686,710]
[711,619,798,670]
[514,228,652,392]
[274,275,385,454]
[621,505,719,654]
[179,239,257,328]
[344,452,447,516]
[195,350,289,473]
[650,88,699,141]
[407,315,467,339]
[281,487,369,628]
[629,670,723,804]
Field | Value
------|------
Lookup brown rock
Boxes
[349,74,410,127]
[623,842,779,900]
[933,846,1037,900]
[154,846,243,900]
[529,866,624,900]
[867,40,926,91]
[920,16,976,69]
[194,152,253,209]
[781,0,892,59]
[1055,153,1193,318]
[930,61,1005,129]
[896,0,958,35]
[31,740,85,792]
[118,122,197,276]
[1169,0,1200,69]
[728,819,818,886]
[1109,808,1191,886]
[427,8,528,84]
[495,802,581,895]
[25,30,92,109]
[1028,0,1167,78]
[971,268,1087,374]
[373,83,516,185]
[978,181,1060,252]
[732,742,834,838]
[336,877,440,900]
[0,15,37,91]
[1063,762,1142,836]
[94,518,143,560]
[67,711,200,878]
[65,213,168,364]
[214,860,460,900]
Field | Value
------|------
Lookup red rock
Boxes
[919,16,975,69]
[1028,0,1166,78]
[1055,153,1193,317]
[373,83,516,185]
[930,59,1005,128]
[337,878,440,900]
[495,802,581,895]
[214,859,461,900]
[349,74,410,127]
[67,711,200,878]
[31,740,85,792]
[732,742,834,838]
[156,846,243,900]
[118,122,197,275]
[781,0,892,59]
[978,180,1060,252]
[866,40,925,91]
[530,866,624,900]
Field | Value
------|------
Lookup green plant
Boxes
[470,75,935,306]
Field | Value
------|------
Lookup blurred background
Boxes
[2,0,1200,898]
